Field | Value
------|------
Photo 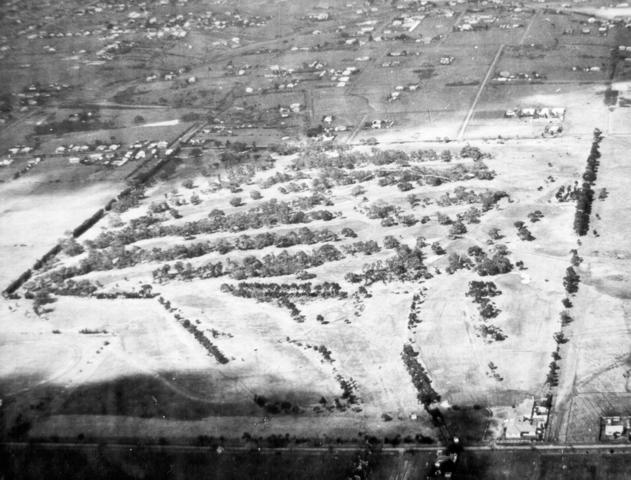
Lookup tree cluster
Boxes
[466,281,502,320]
[342,240,381,256]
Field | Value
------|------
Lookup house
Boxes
[601,417,631,440]
[544,124,563,136]
[307,12,329,21]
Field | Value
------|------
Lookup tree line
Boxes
[573,129,603,236]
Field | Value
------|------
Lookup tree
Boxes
[436,212,452,225]
[462,207,481,224]
[33,288,56,314]
[448,220,467,238]
[341,227,357,238]
[383,235,400,249]
[351,185,366,197]
[397,181,414,192]
[415,236,428,250]
[182,179,195,189]
[563,266,580,294]
[488,227,502,240]
[133,115,145,124]
[230,197,243,207]
[440,150,452,162]
[250,190,262,200]
[446,252,472,274]
[60,236,84,256]
[431,242,445,255]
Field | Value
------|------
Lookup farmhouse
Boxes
[501,396,551,442]
[601,417,631,441]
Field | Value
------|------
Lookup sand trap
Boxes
[142,119,180,127]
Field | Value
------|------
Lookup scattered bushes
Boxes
[476,324,506,342]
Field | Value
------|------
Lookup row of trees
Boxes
[87,197,338,250]
[408,291,424,329]
[97,226,344,269]
[157,297,229,364]
[292,146,490,171]
[401,343,440,406]
[573,129,603,236]
[435,187,508,211]
[220,281,348,300]
[291,155,495,192]
[150,244,346,283]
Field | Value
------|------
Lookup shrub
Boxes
[351,185,366,196]
[489,227,504,240]
[563,266,580,294]
[341,227,357,238]
[448,220,467,238]
[431,242,445,255]
[397,181,414,192]
[436,212,452,225]
[60,236,84,257]
[383,236,400,249]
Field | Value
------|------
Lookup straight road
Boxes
[4,440,631,454]
[457,44,504,141]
